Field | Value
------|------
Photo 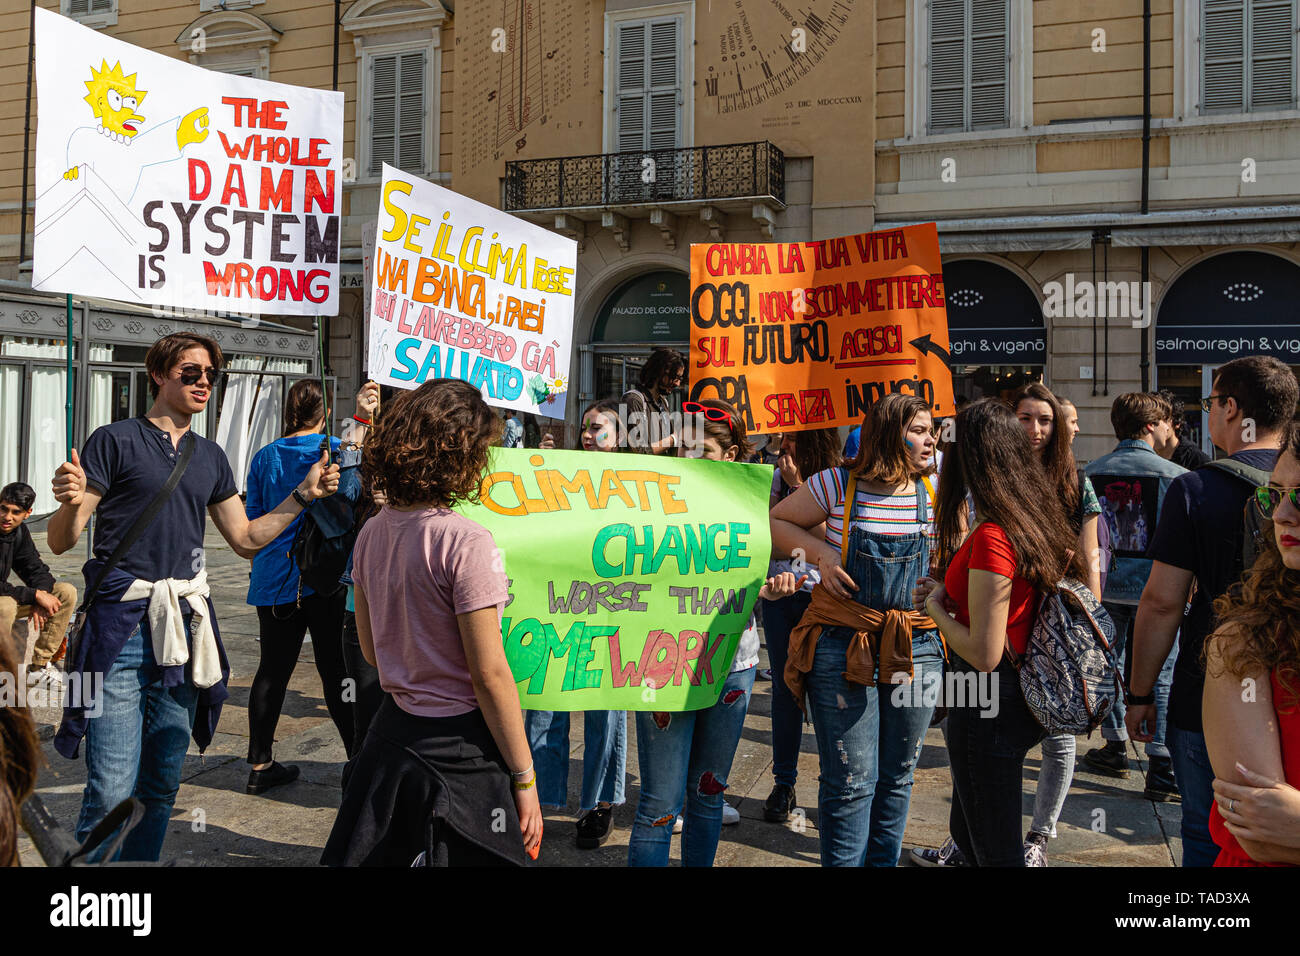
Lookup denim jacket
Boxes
[1084,440,1188,605]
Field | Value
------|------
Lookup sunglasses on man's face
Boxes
[1255,486,1300,519]
[682,401,732,423]
[177,364,221,386]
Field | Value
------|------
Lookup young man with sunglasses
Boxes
[46,332,341,862]
[1129,355,1299,866]
[621,348,686,455]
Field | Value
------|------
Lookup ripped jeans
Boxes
[805,629,944,866]
[627,666,756,867]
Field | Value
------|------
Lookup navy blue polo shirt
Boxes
[1147,448,1279,735]
[81,417,238,583]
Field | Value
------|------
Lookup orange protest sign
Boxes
[688,223,955,434]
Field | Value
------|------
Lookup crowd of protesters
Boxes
[2,337,1299,869]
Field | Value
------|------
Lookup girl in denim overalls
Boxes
[771,394,943,866]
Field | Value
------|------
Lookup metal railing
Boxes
[504,141,786,211]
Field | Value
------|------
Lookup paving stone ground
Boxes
[16,528,1180,867]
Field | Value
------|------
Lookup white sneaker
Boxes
[721,802,740,826]
[672,815,683,834]
[30,664,64,689]
[1023,838,1048,867]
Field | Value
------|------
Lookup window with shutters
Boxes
[368,50,427,176]
[614,17,683,152]
[1202,0,1297,113]
[928,0,1009,134]
[64,0,117,29]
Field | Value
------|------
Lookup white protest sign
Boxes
[361,220,376,377]
[369,163,576,418]
[33,7,343,316]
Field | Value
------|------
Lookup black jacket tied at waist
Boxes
[322,697,530,867]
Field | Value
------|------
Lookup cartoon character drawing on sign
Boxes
[61,60,209,206]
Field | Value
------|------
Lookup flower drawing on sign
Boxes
[63,60,209,206]
[546,375,569,396]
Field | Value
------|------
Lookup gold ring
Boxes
[1227,799,1236,814]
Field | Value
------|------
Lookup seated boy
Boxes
[0,482,77,688]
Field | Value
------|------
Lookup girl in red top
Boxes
[1204,419,1300,866]
[915,399,1087,866]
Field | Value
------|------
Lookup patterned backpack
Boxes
[1010,578,1120,735]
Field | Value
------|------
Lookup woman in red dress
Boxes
[1203,419,1300,866]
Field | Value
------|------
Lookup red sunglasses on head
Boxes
[682,401,733,423]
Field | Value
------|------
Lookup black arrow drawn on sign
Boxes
[909,334,951,365]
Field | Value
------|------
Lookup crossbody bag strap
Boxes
[921,475,936,516]
[841,468,856,566]
[77,431,197,615]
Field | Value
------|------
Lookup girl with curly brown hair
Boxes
[322,380,541,866]
[1204,419,1300,866]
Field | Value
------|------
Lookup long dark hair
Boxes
[936,399,1086,591]
[283,379,325,436]
[637,347,686,393]
[1011,382,1081,519]
[791,427,843,479]
[1210,419,1300,710]
[848,394,934,485]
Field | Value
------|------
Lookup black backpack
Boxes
[1199,458,1272,577]
[289,492,358,599]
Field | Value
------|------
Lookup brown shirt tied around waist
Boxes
[783,584,938,715]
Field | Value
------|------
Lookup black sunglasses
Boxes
[1255,486,1300,519]
[177,363,221,386]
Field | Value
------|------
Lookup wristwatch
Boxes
[292,487,312,509]
[1125,688,1155,706]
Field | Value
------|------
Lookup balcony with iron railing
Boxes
[503,141,786,247]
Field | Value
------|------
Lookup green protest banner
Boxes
[455,447,773,711]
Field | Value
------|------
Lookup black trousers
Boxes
[341,609,385,758]
[249,590,351,765]
[945,658,1046,867]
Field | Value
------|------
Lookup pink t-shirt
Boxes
[352,505,509,718]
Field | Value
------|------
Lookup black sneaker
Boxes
[246,761,300,795]
[1081,740,1130,778]
[762,783,796,822]
[1143,755,1181,802]
[575,805,614,849]
[909,837,966,867]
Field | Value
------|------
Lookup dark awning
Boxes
[941,259,1046,365]
[1156,251,1300,364]
[592,270,689,343]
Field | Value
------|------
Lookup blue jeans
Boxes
[1168,725,1218,867]
[806,630,944,866]
[760,590,811,788]
[1103,602,1178,758]
[524,709,627,811]
[75,625,198,862]
[627,666,756,867]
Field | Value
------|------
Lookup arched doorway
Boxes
[1156,250,1300,455]
[942,259,1047,404]
[581,269,691,409]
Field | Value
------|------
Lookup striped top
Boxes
[807,467,935,552]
